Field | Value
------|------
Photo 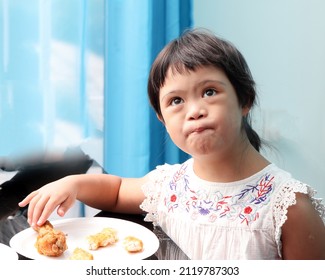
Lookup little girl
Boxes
[19,28,325,260]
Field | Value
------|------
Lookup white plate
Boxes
[10,217,159,260]
[0,243,18,260]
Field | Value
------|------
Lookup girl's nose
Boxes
[186,102,207,120]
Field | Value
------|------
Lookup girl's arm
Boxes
[18,174,147,228]
[281,193,325,259]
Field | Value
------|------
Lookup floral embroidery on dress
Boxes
[163,162,275,225]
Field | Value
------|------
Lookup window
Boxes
[0,0,104,164]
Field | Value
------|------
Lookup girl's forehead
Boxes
[164,64,227,82]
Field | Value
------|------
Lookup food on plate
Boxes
[69,247,94,260]
[123,236,143,253]
[34,220,67,257]
[87,227,118,250]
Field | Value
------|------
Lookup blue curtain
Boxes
[103,0,192,177]
[0,0,192,177]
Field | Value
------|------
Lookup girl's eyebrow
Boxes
[160,90,184,103]
[196,79,227,88]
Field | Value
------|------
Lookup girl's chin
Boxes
[185,138,227,157]
[186,143,216,156]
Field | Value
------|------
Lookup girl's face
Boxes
[158,65,249,159]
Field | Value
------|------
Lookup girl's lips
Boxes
[192,127,206,133]
[187,126,212,135]
[184,122,213,136]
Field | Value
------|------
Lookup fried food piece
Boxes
[34,220,67,257]
[123,236,143,253]
[87,228,118,250]
[69,247,94,260]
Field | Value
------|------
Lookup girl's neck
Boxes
[192,142,270,183]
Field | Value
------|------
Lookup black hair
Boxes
[148,28,261,151]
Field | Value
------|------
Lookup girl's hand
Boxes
[18,176,78,228]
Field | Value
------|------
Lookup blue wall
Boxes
[194,0,325,198]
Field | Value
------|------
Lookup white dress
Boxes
[140,158,325,260]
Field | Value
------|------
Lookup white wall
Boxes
[193,0,325,199]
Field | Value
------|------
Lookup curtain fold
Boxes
[104,0,192,177]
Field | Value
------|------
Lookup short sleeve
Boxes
[139,163,174,226]
[273,179,325,257]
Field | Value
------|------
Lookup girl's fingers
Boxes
[18,191,38,207]
[36,194,73,226]
[28,194,51,227]
[17,180,76,227]
[36,201,56,226]
[56,196,75,217]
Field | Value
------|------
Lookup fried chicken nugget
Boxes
[34,220,67,257]
[69,247,94,260]
[87,227,118,250]
[123,236,143,253]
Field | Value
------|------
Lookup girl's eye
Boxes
[203,88,217,97]
[170,97,183,106]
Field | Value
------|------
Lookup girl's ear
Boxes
[242,105,250,117]
[156,113,165,124]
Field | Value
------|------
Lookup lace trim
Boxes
[140,164,174,226]
[273,179,325,258]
